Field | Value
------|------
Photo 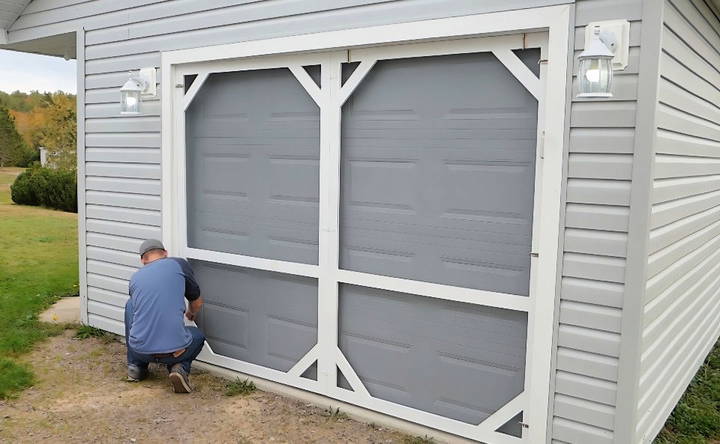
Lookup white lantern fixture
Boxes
[577,26,615,98]
[120,68,157,115]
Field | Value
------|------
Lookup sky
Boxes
[0,49,76,94]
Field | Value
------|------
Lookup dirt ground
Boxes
[0,330,412,443]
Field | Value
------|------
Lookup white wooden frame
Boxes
[161,6,570,443]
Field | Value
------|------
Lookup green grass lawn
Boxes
[0,167,78,398]
[656,342,720,443]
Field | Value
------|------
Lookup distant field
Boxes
[0,167,78,398]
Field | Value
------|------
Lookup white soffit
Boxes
[0,0,31,30]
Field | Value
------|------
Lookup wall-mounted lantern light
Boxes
[120,68,157,115]
[577,20,630,99]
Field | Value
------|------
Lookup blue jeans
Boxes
[124,299,205,374]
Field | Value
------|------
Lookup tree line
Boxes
[0,90,76,169]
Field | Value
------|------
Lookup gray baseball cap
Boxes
[139,239,166,257]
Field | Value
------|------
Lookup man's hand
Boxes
[185,297,203,322]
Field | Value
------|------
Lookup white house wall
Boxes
[5,0,653,442]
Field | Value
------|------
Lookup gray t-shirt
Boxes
[127,257,201,354]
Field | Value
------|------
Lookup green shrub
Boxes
[10,167,77,213]
[9,168,39,206]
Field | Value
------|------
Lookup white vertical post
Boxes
[317,52,344,390]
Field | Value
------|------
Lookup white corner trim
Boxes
[0,28,7,44]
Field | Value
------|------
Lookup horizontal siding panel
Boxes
[563,253,626,284]
[653,175,720,204]
[639,297,720,418]
[655,129,720,158]
[565,204,629,232]
[561,277,624,308]
[557,325,621,358]
[654,154,720,179]
[86,204,161,226]
[559,301,622,333]
[85,53,160,76]
[86,218,161,240]
[87,259,137,281]
[552,418,614,444]
[86,133,160,148]
[85,190,161,211]
[665,0,720,67]
[568,154,633,180]
[637,305,720,440]
[570,101,637,128]
[564,228,627,258]
[555,371,617,406]
[87,232,144,253]
[86,148,160,164]
[86,272,130,295]
[87,245,142,268]
[641,273,720,397]
[12,0,167,30]
[647,217,720,278]
[657,103,720,142]
[554,394,615,431]
[574,0,642,24]
[88,286,128,308]
[566,179,631,206]
[662,20,720,90]
[556,347,619,382]
[651,188,720,228]
[85,162,161,179]
[658,77,720,125]
[644,243,720,333]
[569,128,635,154]
[660,52,720,109]
[88,314,124,336]
[85,177,161,195]
[85,0,392,46]
[86,116,161,133]
[87,300,125,321]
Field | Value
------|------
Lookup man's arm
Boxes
[172,258,203,321]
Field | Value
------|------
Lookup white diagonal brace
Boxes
[492,49,541,100]
[287,344,319,377]
[182,71,210,111]
[337,59,376,106]
[288,65,323,106]
[336,349,371,397]
[476,391,526,433]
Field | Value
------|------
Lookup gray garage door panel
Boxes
[339,284,527,425]
[186,68,320,265]
[192,259,318,372]
[340,51,539,296]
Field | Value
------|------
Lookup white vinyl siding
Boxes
[635,0,720,442]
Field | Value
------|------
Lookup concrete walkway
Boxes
[39,296,80,323]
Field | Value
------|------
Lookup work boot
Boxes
[168,363,192,393]
[127,364,148,382]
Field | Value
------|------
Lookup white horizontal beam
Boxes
[183,247,320,278]
[336,269,530,312]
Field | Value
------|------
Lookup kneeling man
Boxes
[124,239,205,393]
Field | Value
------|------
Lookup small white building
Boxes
[1,1,719,442]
